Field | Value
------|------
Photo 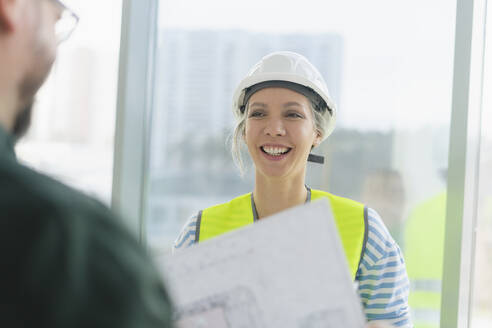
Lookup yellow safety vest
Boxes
[197,189,367,280]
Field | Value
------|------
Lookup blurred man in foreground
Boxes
[0,0,173,326]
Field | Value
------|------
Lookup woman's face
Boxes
[245,87,321,180]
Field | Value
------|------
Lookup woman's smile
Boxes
[259,144,293,161]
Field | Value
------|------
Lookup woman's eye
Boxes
[287,112,303,118]
[250,111,264,117]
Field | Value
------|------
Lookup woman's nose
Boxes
[264,118,286,136]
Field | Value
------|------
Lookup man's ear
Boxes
[0,0,21,32]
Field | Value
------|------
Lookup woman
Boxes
[174,51,412,327]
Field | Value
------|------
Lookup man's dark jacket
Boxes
[0,127,173,327]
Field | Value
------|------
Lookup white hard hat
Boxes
[232,51,337,139]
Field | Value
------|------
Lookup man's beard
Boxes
[12,68,47,141]
[12,103,33,140]
[13,61,51,141]
[13,40,55,141]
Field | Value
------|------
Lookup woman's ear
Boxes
[312,131,322,148]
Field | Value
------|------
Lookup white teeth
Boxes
[262,146,289,156]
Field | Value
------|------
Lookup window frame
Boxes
[112,0,158,242]
[441,0,487,326]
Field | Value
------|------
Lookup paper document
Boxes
[155,199,366,328]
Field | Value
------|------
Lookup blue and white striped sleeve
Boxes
[173,214,199,252]
[357,208,412,327]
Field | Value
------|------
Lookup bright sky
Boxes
[49,0,492,138]
[159,0,457,131]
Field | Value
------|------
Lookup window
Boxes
[107,0,492,325]
[145,2,456,325]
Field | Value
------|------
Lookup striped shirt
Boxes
[174,201,412,327]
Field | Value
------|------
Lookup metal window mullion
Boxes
[111,0,158,242]
[441,0,487,326]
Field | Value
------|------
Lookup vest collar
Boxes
[251,193,259,221]
[251,186,312,221]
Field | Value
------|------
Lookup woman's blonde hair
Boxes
[231,99,328,176]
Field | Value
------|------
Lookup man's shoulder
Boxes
[0,158,114,221]
[0,157,135,267]
[0,160,174,327]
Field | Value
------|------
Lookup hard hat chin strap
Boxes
[308,153,324,164]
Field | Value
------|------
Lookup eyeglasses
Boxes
[50,0,79,44]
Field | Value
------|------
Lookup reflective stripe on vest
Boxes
[197,189,368,279]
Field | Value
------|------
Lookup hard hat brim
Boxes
[233,73,337,139]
